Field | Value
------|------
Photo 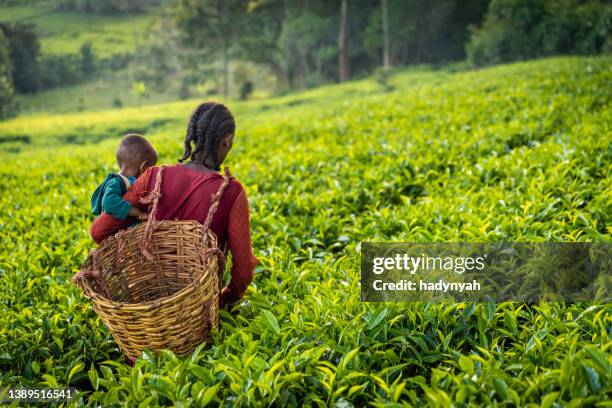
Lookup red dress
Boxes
[90,164,258,306]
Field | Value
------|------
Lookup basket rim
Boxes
[78,219,220,309]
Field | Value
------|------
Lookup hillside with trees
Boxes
[0,0,610,117]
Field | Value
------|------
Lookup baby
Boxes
[91,134,158,222]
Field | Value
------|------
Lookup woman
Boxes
[90,102,257,307]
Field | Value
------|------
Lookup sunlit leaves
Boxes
[0,56,610,406]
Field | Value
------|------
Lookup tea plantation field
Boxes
[0,56,610,406]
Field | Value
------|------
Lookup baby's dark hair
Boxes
[116,134,158,169]
[179,102,235,170]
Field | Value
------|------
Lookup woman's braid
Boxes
[179,102,235,170]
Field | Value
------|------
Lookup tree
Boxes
[241,1,338,90]
[169,0,494,93]
[0,29,15,119]
[237,0,286,91]
[467,0,611,66]
[365,0,488,66]
[133,13,182,93]
[56,0,152,14]
[80,42,96,77]
[344,0,380,78]
[381,0,390,70]
[338,0,349,82]
[38,53,83,89]
[281,8,337,88]
[0,22,41,93]
[174,0,246,98]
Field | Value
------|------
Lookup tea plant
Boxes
[0,56,610,406]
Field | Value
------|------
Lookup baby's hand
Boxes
[128,206,147,221]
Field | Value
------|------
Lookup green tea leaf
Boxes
[42,374,59,388]
[541,392,559,408]
[582,365,601,393]
[68,362,84,384]
[261,310,280,334]
[503,311,518,334]
[88,364,99,391]
[493,378,509,400]
[459,355,474,375]
[367,308,388,330]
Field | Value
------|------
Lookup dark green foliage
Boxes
[79,42,95,77]
[38,54,84,89]
[467,0,612,66]
[37,45,99,90]
[99,52,131,71]
[279,7,339,88]
[174,0,246,97]
[364,0,489,65]
[0,28,15,118]
[133,17,180,93]
[239,81,253,100]
[0,22,102,94]
[56,0,152,14]
[3,0,611,103]
[373,67,394,92]
[0,0,49,4]
[170,0,490,91]
[0,22,41,93]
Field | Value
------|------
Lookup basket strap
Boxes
[202,167,233,245]
[115,228,126,264]
[73,249,114,300]
[139,165,165,260]
[199,167,232,290]
[199,247,227,291]
[113,229,130,292]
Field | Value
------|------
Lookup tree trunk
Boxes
[223,44,229,98]
[415,34,425,64]
[221,0,229,98]
[338,0,349,82]
[299,50,309,89]
[271,61,288,94]
[382,0,390,70]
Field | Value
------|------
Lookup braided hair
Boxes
[179,102,236,170]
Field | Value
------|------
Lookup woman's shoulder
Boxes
[160,164,245,192]
[226,172,246,198]
[163,163,222,178]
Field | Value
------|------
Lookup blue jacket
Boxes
[91,173,136,220]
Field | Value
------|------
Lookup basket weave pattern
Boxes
[74,166,231,362]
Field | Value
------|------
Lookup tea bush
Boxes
[0,56,610,406]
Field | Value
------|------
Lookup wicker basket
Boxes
[73,165,232,362]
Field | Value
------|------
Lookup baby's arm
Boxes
[91,168,154,243]
[101,178,140,220]
[127,206,145,219]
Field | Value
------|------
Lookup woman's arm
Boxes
[221,188,258,307]
[90,167,154,243]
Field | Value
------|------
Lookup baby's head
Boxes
[116,134,158,177]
